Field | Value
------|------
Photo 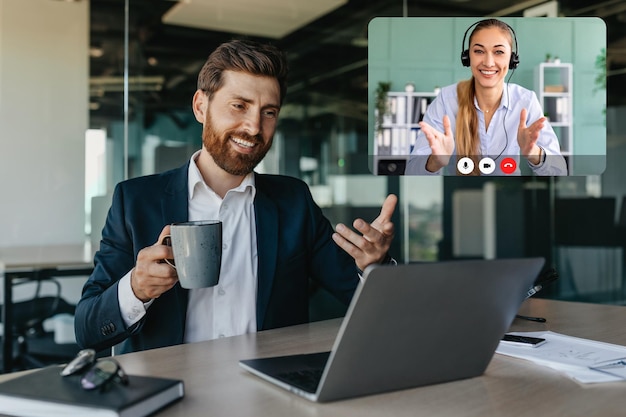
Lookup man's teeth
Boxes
[232,137,255,148]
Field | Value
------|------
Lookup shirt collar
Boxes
[501,83,512,110]
[187,150,256,200]
[472,86,510,112]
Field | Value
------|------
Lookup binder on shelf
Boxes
[410,128,419,153]
[388,96,397,124]
[378,129,392,156]
[420,97,429,121]
[383,97,394,125]
[0,365,184,417]
[374,90,436,167]
[391,128,408,156]
[396,95,406,125]
[546,97,569,124]
[556,97,565,123]
[411,97,429,124]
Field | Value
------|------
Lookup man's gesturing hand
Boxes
[332,194,397,272]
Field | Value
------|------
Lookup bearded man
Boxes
[75,39,397,354]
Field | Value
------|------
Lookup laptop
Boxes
[239,257,544,402]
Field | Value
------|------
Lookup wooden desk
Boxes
[2,298,621,416]
[0,243,94,373]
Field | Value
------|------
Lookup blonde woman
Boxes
[406,19,566,176]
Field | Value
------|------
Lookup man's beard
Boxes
[202,112,272,176]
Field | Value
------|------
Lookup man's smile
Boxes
[230,136,257,152]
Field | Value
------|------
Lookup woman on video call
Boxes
[405,18,567,176]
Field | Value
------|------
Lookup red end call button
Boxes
[500,158,517,174]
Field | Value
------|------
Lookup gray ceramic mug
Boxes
[163,220,222,289]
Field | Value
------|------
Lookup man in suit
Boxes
[75,39,397,354]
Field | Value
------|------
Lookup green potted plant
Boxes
[375,81,391,133]
[594,48,607,120]
[594,48,606,93]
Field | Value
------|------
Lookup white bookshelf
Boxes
[534,62,573,173]
[374,91,437,174]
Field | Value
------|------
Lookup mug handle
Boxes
[160,235,176,269]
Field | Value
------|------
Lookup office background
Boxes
[1,0,625,333]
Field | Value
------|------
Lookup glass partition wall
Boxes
[88,0,413,261]
[86,1,626,305]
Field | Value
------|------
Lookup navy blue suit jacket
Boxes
[75,163,359,354]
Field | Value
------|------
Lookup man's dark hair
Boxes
[197,39,289,104]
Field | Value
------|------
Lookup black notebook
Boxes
[0,365,184,417]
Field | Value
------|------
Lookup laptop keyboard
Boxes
[276,368,324,393]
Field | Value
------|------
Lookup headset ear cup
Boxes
[461,50,470,67]
[509,52,519,69]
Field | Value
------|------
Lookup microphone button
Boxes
[457,157,474,175]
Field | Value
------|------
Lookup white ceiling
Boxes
[162,0,348,39]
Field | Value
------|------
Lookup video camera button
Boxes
[478,157,496,175]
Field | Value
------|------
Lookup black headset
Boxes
[460,19,519,70]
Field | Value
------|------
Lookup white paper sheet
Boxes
[496,331,626,383]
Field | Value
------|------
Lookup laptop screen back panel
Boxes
[316,258,544,402]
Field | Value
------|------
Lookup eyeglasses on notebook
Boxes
[61,348,129,391]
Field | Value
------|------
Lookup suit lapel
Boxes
[254,176,279,330]
[162,162,190,224]
[161,163,191,339]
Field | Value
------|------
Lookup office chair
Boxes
[1,278,77,371]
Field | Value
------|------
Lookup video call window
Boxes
[368,17,606,176]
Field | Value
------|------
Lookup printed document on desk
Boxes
[496,331,626,383]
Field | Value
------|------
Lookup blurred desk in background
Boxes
[0,243,94,373]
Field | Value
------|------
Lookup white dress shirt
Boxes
[118,150,258,342]
[406,83,567,176]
